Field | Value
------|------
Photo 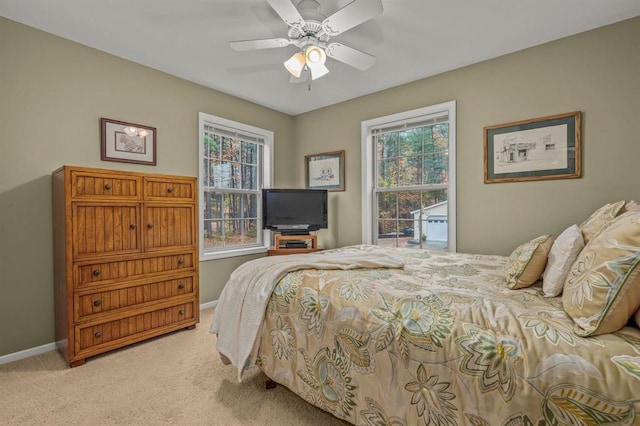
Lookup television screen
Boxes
[262,189,328,234]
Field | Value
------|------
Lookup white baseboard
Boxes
[0,301,218,365]
[0,342,57,365]
[200,300,218,310]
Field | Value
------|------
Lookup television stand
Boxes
[268,234,319,256]
[279,230,310,236]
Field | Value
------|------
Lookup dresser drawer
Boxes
[76,275,196,321]
[71,170,142,200]
[74,252,195,287]
[144,177,195,201]
[76,301,196,352]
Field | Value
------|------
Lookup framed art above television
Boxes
[305,150,345,191]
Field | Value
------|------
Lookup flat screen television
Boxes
[262,188,328,235]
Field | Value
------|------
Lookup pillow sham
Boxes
[620,200,640,215]
[578,200,625,244]
[504,235,553,290]
[562,210,640,336]
[542,225,584,297]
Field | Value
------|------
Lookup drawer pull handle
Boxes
[94,332,102,339]
[178,283,185,289]
[177,258,184,265]
[92,270,101,276]
[93,299,102,307]
[179,310,184,316]
[147,223,154,229]
[104,184,112,190]
[167,187,174,193]
[130,223,137,230]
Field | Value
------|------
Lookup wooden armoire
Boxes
[52,165,199,367]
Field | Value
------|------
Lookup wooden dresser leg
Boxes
[70,359,86,368]
[186,324,196,330]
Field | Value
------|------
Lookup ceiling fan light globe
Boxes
[308,62,329,80]
[284,52,305,78]
[305,45,326,65]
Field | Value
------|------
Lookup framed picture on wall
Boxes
[305,150,345,191]
[101,118,157,165]
[483,111,581,183]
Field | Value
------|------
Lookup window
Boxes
[361,101,456,252]
[198,112,273,260]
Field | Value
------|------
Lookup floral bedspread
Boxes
[254,245,640,425]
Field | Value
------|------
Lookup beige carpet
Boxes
[0,308,348,425]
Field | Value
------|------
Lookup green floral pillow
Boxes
[579,200,625,244]
[504,235,553,289]
[563,210,640,336]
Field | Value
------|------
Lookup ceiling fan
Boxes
[229,0,383,82]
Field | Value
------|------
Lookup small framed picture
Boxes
[101,118,157,165]
[483,111,581,183]
[305,150,345,192]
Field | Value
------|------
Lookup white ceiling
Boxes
[1,0,639,116]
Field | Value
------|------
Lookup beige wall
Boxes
[295,16,640,255]
[0,17,295,356]
[1,15,639,358]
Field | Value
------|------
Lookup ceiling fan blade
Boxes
[325,43,376,71]
[229,38,292,51]
[267,0,306,31]
[321,0,383,37]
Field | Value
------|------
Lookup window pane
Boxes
[224,220,243,246]
[424,124,449,153]
[203,220,223,249]
[398,128,423,156]
[423,153,448,184]
[211,161,228,187]
[242,219,258,244]
[242,142,258,165]
[204,191,223,219]
[377,159,398,187]
[377,192,397,220]
[221,137,241,162]
[417,190,448,250]
[242,165,257,190]
[377,220,414,248]
[203,133,220,159]
[398,156,422,186]
[376,190,448,250]
[244,193,258,218]
[223,193,242,219]
[376,133,397,161]
[377,219,397,240]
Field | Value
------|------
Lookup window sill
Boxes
[200,246,268,261]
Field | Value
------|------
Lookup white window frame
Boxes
[198,112,273,261]
[360,101,457,252]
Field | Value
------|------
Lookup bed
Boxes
[211,241,640,425]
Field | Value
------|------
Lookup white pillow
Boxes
[542,224,584,297]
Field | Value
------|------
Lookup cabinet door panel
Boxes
[144,205,195,251]
[73,204,141,257]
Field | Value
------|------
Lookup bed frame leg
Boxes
[265,379,277,390]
